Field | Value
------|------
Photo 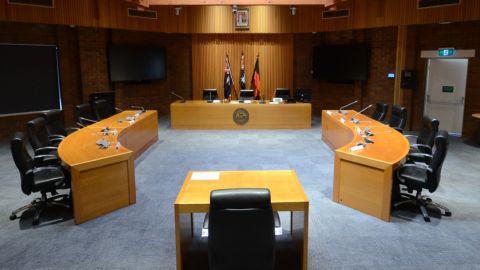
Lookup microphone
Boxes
[131,106,146,113]
[338,100,358,115]
[170,91,186,103]
[350,104,373,124]
[79,117,97,124]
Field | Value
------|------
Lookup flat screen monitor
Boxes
[0,43,62,116]
[313,44,369,82]
[239,89,254,101]
[295,89,312,103]
[108,45,166,82]
[274,88,291,100]
[203,89,218,100]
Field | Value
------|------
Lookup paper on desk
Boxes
[191,171,220,181]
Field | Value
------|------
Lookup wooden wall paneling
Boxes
[192,34,293,100]
[352,0,386,29]
[464,0,480,21]
[393,25,407,106]
[0,1,7,21]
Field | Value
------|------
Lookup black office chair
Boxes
[388,105,408,132]
[208,188,275,270]
[393,130,451,222]
[405,115,439,155]
[75,103,97,127]
[371,103,389,122]
[41,109,79,138]
[92,99,114,120]
[10,132,70,225]
[27,117,62,156]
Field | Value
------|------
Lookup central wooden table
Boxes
[170,100,311,129]
[58,110,158,224]
[322,110,409,221]
[174,170,309,270]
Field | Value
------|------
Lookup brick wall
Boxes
[294,27,397,117]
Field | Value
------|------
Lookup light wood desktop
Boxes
[170,100,311,129]
[322,110,409,221]
[174,170,309,270]
[58,110,158,224]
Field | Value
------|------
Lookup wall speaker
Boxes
[8,0,54,8]
[417,0,460,9]
[127,8,157,20]
[322,9,350,19]
[401,70,416,89]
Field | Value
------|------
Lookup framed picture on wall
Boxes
[235,8,249,29]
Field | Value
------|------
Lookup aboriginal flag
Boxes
[251,56,261,100]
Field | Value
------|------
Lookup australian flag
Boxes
[224,54,233,100]
[240,53,246,90]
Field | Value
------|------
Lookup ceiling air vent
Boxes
[7,0,54,8]
[322,9,350,19]
[418,0,460,9]
[127,8,157,20]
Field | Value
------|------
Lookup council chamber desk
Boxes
[58,110,158,224]
[322,110,409,221]
[174,170,309,270]
[170,100,311,129]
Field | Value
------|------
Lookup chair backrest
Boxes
[203,89,219,100]
[41,109,67,137]
[10,132,34,195]
[75,103,95,126]
[417,115,440,147]
[92,99,112,120]
[388,105,408,130]
[26,117,51,151]
[208,188,275,270]
[427,130,449,193]
[274,88,291,100]
[371,103,389,122]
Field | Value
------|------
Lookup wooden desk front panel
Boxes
[59,110,158,224]
[322,110,409,222]
[171,101,311,129]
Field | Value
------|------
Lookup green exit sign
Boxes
[442,86,454,93]
[438,48,455,57]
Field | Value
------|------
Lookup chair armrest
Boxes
[76,122,86,128]
[49,137,64,145]
[48,134,65,139]
[34,146,58,155]
[410,143,432,154]
[65,127,80,134]
[34,155,59,167]
[32,167,65,186]
[393,127,404,134]
[397,163,432,183]
[407,152,432,164]
[115,107,123,112]
[404,134,418,144]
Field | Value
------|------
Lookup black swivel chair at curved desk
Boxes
[75,103,97,127]
[405,115,439,155]
[394,130,451,222]
[9,132,70,225]
[388,105,408,133]
[41,109,79,138]
[27,117,62,156]
[208,188,276,270]
[371,103,389,122]
[92,99,114,120]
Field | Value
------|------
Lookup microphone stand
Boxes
[350,104,373,124]
[338,100,359,115]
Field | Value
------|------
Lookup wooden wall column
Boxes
[393,25,407,106]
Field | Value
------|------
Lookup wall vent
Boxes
[7,0,54,8]
[322,9,350,19]
[417,0,460,9]
[127,8,157,20]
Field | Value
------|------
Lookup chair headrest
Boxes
[210,188,271,210]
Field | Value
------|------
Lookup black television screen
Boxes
[108,45,166,82]
[313,44,369,81]
[0,43,62,116]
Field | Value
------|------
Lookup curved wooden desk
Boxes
[322,110,409,221]
[59,110,158,224]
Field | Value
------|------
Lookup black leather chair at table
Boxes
[371,103,389,122]
[75,103,97,127]
[92,99,114,120]
[41,109,79,138]
[405,115,439,155]
[393,130,451,222]
[9,132,70,225]
[388,105,408,133]
[27,117,62,156]
[208,188,276,270]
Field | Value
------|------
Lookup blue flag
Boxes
[240,53,246,90]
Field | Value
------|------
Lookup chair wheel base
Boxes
[32,218,40,226]
[445,211,452,217]
[9,214,16,221]
[423,216,431,222]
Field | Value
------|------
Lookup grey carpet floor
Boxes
[1,116,480,269]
